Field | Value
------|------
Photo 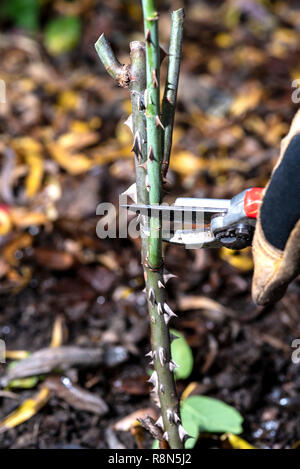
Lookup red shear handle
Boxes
[244,187,264,219]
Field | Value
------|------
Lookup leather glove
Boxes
[252,110,300,305]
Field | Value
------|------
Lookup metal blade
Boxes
[122,204,227,225]
[141,225,221,248]
[163,229,222,248]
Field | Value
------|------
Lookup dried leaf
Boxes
[50,316,64,348]
[1,346,128,387]
[220,247,253,272]
[25,153,44,198]
[0,387,51,434]
[230,82,263,117]
[2,233,32,266]
[47,142,92,175]
[223,433,256,449]
[44,376,108,416]
[113,408,157,432]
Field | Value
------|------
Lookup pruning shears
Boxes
[124,187,264,250]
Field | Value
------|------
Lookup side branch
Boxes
[162,9,184,179]
[95,34,130,87]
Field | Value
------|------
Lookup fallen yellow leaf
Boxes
[220,247,253,272]
[50,316,64,348]
[57,131,99,151]
[12,137,43,155]
[47,142,93,175]
[57,90,80,111]
[231,82,263,117]
[0,206,12,236]
[10,208,48,229]
[0,387,50,433]
[3,233,32,266]
[25,153,44,198]
[5,350,31,360]
[215,33,234,48]
[222,433,256,449]
[181,382,198,401]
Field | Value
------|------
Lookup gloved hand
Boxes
[252,110,300,305]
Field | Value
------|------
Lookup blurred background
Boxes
[0,0,300,449]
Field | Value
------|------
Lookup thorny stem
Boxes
[141,0,162,268]
[142,0,183,449]
[129,43,183,447]
[95,2,185,448]
[129,41,148,263]
[162,9,184,179]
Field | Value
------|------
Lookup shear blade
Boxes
[122,204,227,225]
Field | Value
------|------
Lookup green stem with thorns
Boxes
[129,41,148,263]
[95,3,186,448]
[141,0,183,449]
[162,9,184,179]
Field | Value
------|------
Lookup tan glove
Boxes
[252,110,300,305]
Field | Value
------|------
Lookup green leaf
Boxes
[7,376,39,389]
[1,0,39,31]
[181,395,244,449]
[44,16,81,56]
[7,359,42,389]
[152,439,159,449]
[170,329,193,380]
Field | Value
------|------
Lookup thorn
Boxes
[145,29,151,44]
[178,425,192,443]
[155,115,165,130]
[147,146,154,162]
[163,303,178,319]
[148,287,156,306]
[160,384,165,394]
[163,269,177,284]
[124,114,133,133]
[131,131,142,156]
[173,412,181,425]
[145,351,153,359]
[162,432,169,442]
[149,360,154,365]
[137,95,144,111]
[169,359,179,373]
[121,183,137,203]
[160,45,167,64]
[158,347,166,367]
[138,161,147,171]
[155,416,164,430]
[147,371,158,393]
[158,280,165,289]
[167,409,174,424]
[152,69,158,88]
[157,302,163,316]
[142,287,146,293]
[151,315,156,323]
[164,314,171,325]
